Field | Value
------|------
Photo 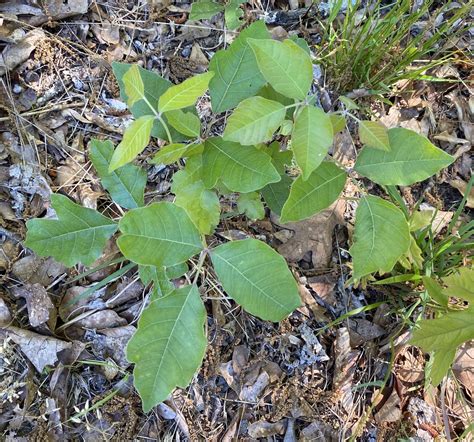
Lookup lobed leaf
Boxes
[117,202,202,267]
[127,285,207,412]
[237,192,265,220]
[25,194,117,267]
[89,139,146,209]
[211,239,301,321]
[158,72,214,113]
[248,38,313,100]
[411,308,474,353]
[443,267,474,302]
[291,106,333,180]
[355,128,454,186]
[280,162,346,223]
[350,195,410,279]
[109,115,154,171]
[223,97,286,145]
[202,137,280,193]
[209,21,270,113]
[172,157,220,235]
[189,1,224,20]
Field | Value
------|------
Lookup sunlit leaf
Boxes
[350,195,410,279]
[291,105,333,180]
[117,202,202,267]
[109,116,154,171]
[158,72,214,113]
[202,137,280,193]
[280,162,346,223]
[89,139,146,209]
[165,109,201,138]
[127,285,207,412]
[223,97,286,145]
[209,21,270,113]
[359,121,390,151]
[123,64,145,107]
[355,128,454,186]
[248,38,313,100]
[211,239,301,321]
[25,194,117,267]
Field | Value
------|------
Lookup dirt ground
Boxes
[0,1,473,440]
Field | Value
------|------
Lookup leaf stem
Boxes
[139,95,174,143]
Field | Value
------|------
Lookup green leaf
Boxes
[224,0,245,30]
[261,174,292,216]
[279,120,293,136]
[280,162,346,223]
[208,21,270,113]
[117,202,202,267]
[355,128,454,186]
[411,308,474,352]
[422,276,448,307]
[248,38,313,100]
[237,192,265,220]
[138,265,174,297]
[150,143,189,165]
[409,210,434,231]
[350,195,411,279]
[127,285,207,412]
[122,64,145,107]
[359,121,390,151]
[211,239,301,321]
[109,115,154,171]
[172,157,220,235]
[429,348,456,387]
[89,139,146,209]
[329,113,346,134]
[25,194,117,267]
[443,267,474,302]
[165,110,201,138]
[112,62,188,142]
[189,1,224,20]
[339,96,359,110]
[267,142,293,174]
[291,106,333,180]
[202,137,280,193]
[223,97,286,145]
[158,72,214,113]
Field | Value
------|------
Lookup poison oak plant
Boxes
[25,21,456,411]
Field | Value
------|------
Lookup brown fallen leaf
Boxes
[11,283,55,328]
[274,199,345,270]
[449,178,474,209]
[76,310,127,329]
[0,29,45,75]
[0,298,12,325]
[98,325,136,368]
[0,326,71,372]
[374,388,402,424]
[247,420,286,438]
[348,318,385,346]
[452,342,474,399]
[333,327,358,412]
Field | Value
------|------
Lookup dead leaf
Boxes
[348,318,385,346]
[1,326,71,372]
[274,199,345,270]
[239,371,270,402]
[247,420,286,438]
[452,342,474,398]
[189,43,208,67]
[307,274,338,306]
[333,327,358,412]
[0,298,12,325]
[0,29,45,75]
[12,255,65,286]
[11,284,55,328]
[76,310,126,329]
[98,325,136,368]
[449,178,474,208]
[395,347,425,384]
[374,388,402,424]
